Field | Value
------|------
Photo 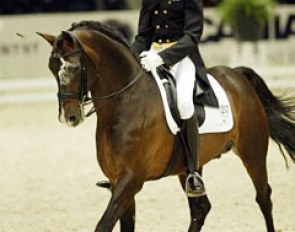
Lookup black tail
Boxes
[235,66,295,164]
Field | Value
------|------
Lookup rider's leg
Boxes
[174,57,205,197]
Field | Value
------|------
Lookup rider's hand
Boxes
[140,51,164,72]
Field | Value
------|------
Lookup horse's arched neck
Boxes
[83,32,141,117]
[99,46,138,85]
[92,34,138,91]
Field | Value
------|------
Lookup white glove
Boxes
[140,51,164,72]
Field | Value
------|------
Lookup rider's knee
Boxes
[178,99,194,119]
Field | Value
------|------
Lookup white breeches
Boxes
[169,57,195,119]
[150,47,196,119]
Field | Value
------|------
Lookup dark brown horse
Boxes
[38,21,295,232]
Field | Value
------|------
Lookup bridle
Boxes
[57,31,143,116]
[58,31,89,103]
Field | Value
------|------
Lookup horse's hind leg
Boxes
[237,138,275,232]
[178,170,211,232]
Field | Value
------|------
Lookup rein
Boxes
[87,69,143,102]
[58,31,144,117]
[82,69,143,117]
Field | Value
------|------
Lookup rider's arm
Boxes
[131,0,153,56]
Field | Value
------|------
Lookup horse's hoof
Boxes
[96,180,111,189]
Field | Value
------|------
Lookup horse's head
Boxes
[39,21,142,127]
[38,30,94,127]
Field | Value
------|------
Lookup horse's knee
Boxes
[177,99,194,119]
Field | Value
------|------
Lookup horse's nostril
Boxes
[69,115,77,123]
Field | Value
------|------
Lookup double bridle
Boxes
[57,31,143,116]
[58,38,88,102]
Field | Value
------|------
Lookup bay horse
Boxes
[38,21,295,232]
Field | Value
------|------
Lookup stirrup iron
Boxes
[185,172,206,198]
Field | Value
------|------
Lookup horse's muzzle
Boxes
[59,104,84,127]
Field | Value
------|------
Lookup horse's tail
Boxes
[235,66,295,164]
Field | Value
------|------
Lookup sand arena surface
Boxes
[0,102,294,232]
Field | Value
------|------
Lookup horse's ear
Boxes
[37,32,56,46]
[61,31,75,47]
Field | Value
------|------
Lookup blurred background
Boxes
[0,0,294,103]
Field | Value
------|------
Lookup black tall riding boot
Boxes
[182,113,206,198]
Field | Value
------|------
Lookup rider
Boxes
[131,0,218,197]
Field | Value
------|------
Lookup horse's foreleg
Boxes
[187,195,211,232]
[120,198,135,232]
[178,171,211,232]
[95,171,142,232]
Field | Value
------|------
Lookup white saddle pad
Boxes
[151,69,234,135]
